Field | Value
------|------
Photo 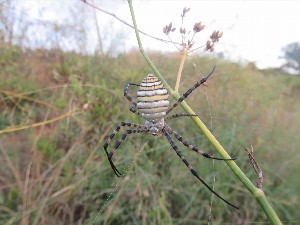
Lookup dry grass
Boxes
[0,46,299,224]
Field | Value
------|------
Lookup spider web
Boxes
[92,66,300,225]
[90,68,228,225]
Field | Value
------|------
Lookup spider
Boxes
[104,66,238,209]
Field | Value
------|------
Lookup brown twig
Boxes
[0,89,59,110]
[81,0,175,44]
[245,146,263,189]
[0,110,76,134]
[175,49,187,92]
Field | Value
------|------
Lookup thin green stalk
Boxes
[175,49,187,92]
[127,0,282,224]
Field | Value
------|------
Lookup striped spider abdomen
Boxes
[137,74,169,122]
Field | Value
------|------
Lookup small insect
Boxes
[104,66,238,209]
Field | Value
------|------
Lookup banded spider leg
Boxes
[104,122,146,176]
[162,128,239,209]
[166,66,216,115]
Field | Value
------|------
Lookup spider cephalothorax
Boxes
[103,66,238,209]
[144,120,164,136]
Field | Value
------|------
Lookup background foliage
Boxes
[1,45,300,225]
[0,1,300,225]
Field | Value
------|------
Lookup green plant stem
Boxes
[128,0,282,224]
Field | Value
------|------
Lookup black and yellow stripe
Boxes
[137,74,169,122]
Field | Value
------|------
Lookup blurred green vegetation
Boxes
[0,44,299,225]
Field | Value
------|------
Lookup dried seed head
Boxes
[210,30,223,43]
[181,7,190,18]
[180,27,186,34]
[193,22,205,33]
[205,40,214,52]
[188,39,194,48]
[163,22,176,35]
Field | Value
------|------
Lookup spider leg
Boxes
[104,122,145,149]
[106,151,123,177]
[124,81,140,103]
[129,103,141,116]
[163,128,238,209]
[166,66,216,115]
[165,113,198,121]
[104,122,146,176]
[104,127,147,177]
[165,125,237,161]
[124,81,141,115]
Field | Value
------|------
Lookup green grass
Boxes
[0,45,299,225]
